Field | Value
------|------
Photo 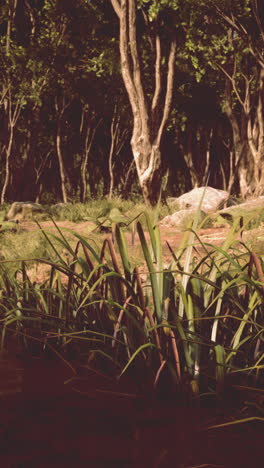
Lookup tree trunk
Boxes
[1,124,14,204]
[218,26,264,197]
[6,0,18,55]
[247,68,264,196]
[79,106,101,203]
[131,136,163,206]
[111,0,176,207]
[108,135,115,200]
[223,78,252,197]
[108,103,128,200]
[56,120,68,203]
[122,158,135,195]
[0,0,19,204]
[55,95,72,203]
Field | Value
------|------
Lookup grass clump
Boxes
[0,230,56,263]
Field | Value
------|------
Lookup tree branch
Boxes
[151,33,162,119]
[252,0,264,44]
[215,6,248,36]
[118,0,139,118]
[110,0,121,17]
[157,39,176,146]
[128,0,149,136]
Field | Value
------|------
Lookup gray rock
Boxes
[219,196,264,215]
[176,187,229,213]
[5,202,44,221]
[160,208,206,228]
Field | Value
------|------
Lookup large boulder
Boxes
[161,187,229,228]
[175,187,229,213]
[5,202,44,221]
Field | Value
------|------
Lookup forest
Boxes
[0,0,263,206]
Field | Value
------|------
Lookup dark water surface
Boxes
[0,355,263,467]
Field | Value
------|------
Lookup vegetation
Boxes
[0,1,264,205]
[0,209,264,422]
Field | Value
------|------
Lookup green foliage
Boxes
[0,0,263,204]
[139,0,180,21]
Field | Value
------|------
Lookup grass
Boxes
[0,199,264,424]
[47,198,154,224]
[0,209,263,412]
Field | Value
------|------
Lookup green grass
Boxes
[46,198,149,223]
[0,198,264,423]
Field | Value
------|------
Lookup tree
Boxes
[107,101,129,199]
[181,0,264,197]
[214,0,264,196]
[110,0,177,207]
[0,0,20,204]
[79,102,101,202]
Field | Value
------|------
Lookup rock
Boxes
[217,196,264,224]
[50,203,71,216]
[160,208,206,228]
[176,187,229,213]
[161,187,229,228]
[5,202,44,221]
[218,196,264,216]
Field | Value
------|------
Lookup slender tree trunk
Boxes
[108,103,128,199]
[247,68,264,195]
[79,106,101,203]
[0,0,19,204]
[34,150,51,203]
[1,125,14,204]
[56,120,68,203]
[224,79,251,197]
[0,90,21,204]
[183,125,213,188]
[122,158,135,195]
[6,0,18,55]
[35,183,43,204]
[55,95,72,203]
[80,126,91,203]
[108,135,115,200]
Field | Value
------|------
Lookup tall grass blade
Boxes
[136,221,162,322]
